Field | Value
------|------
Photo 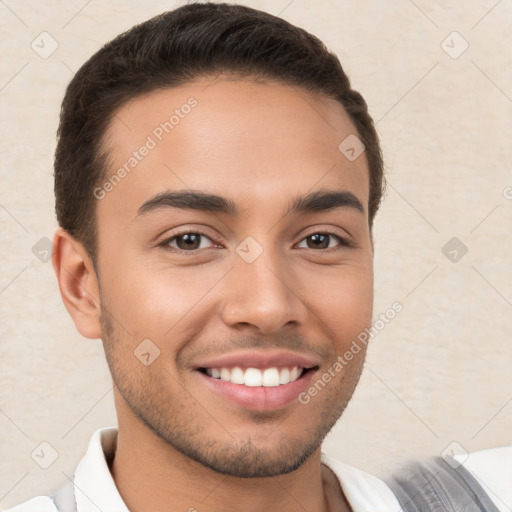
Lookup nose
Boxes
[219,244,308,334]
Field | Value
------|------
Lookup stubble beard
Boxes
[99,304,363,478]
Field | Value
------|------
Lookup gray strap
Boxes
[386,456,501,512]
[50,480,77,512]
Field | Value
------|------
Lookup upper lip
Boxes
[193,350,321,370]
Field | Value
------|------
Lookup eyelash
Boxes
[160,230,353,253]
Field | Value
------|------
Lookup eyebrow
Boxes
[135,188,364,219]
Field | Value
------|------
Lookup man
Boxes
[6,3,511,512]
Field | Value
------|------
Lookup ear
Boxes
[52,227,102,339]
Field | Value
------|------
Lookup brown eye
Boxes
[165,232,214,251]
[297,232,347,250]
[307,233,329,249]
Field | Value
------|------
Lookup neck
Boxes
[110,419,350,512]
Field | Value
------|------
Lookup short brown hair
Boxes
[54,2,385,267]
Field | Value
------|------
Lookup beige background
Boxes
[1,0,511,508]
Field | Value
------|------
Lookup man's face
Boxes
[94,77,373,477]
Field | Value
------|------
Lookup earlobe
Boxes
[52,228,102,339]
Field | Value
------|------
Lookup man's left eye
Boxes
[296,233,347,250]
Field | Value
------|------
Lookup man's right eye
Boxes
[161,232,217,252]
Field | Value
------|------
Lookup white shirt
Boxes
[4,426,511,512]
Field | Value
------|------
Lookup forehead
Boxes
[98,78,369,221]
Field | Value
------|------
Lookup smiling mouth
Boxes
[198,366,317,387]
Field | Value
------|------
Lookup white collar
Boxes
[321,453,401,511]
[73,427,129,512]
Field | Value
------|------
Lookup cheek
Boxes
[99,255,224,338]
[312,265,373,345]
[317,254,372,297]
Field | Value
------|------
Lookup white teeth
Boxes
[262,368,280,387]
[244,368,262,387]
[206,366,304,387]
[290,367,300,381]
[279,368,291,384]
[230,367,245,385]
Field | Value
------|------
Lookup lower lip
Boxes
[197,370,316,411]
